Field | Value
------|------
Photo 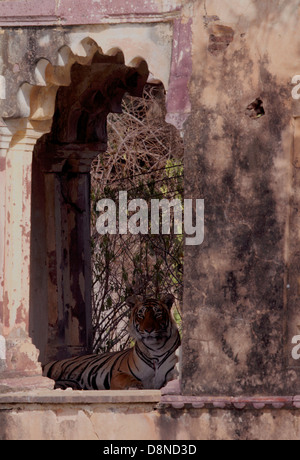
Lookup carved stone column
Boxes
[31,141,107,363]
[0,120,54,388]
[0,122,11,372]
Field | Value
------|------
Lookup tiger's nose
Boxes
[144,327,154,334]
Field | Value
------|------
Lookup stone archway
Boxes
[0,22,191,387]
[30,52,148,364]
[0,43,152,382]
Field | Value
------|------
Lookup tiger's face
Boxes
[127,295,176,347]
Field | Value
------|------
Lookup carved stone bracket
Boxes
[49,59,148,146]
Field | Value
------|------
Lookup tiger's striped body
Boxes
[43,295,181,390]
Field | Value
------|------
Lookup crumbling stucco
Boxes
[182,0,300,396]
[2,391,300,440]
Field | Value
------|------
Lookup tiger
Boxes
[43,294,181,390]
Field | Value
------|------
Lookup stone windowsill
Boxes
[0,379,300,409]
[0,390,300,410]
[0,389,161,405]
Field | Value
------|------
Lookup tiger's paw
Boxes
[54,379,83,390]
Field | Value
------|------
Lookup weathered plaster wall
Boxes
[0,0,300,442]
[1,391,300,440]
[182,0,300,395]
[1,1,300,442]
[0,0,185,26]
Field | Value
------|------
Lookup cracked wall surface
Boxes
[182,0,300,395]
[3,394,300,440]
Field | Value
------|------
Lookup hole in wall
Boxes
[207,25,234,56]
[246,98,265,119]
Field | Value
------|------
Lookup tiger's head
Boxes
[126,294,178,348]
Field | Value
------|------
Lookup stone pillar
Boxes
[0,121,53,388]
[0,334,5,371]
[3,125,40,374]
[31,141,107,363]
[0,123,10,370]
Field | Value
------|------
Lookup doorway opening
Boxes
[29,52,148,365]
[91,83,184,354]
[28,46,183,373]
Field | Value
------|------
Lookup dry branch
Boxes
[91,84,184,353]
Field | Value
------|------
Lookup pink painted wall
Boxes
[0,0,182,26]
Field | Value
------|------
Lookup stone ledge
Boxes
[0,375,54,393]
[0,389,161,405]
[1,378,299,409]
[160,395,300,410]
[160,380,300,409]
[1,388,300,410]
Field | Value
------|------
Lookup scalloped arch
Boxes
[15,37,157,124]
[34,58,51,87]
[106,48,125,64]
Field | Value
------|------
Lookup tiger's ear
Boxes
[162,294,175,310]
[126,295,143,308]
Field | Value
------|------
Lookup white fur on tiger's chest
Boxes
[140,359,173,390]
[142,370,163,389]
[139,362,156,389]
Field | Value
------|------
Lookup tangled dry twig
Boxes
[91,84,184,353]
